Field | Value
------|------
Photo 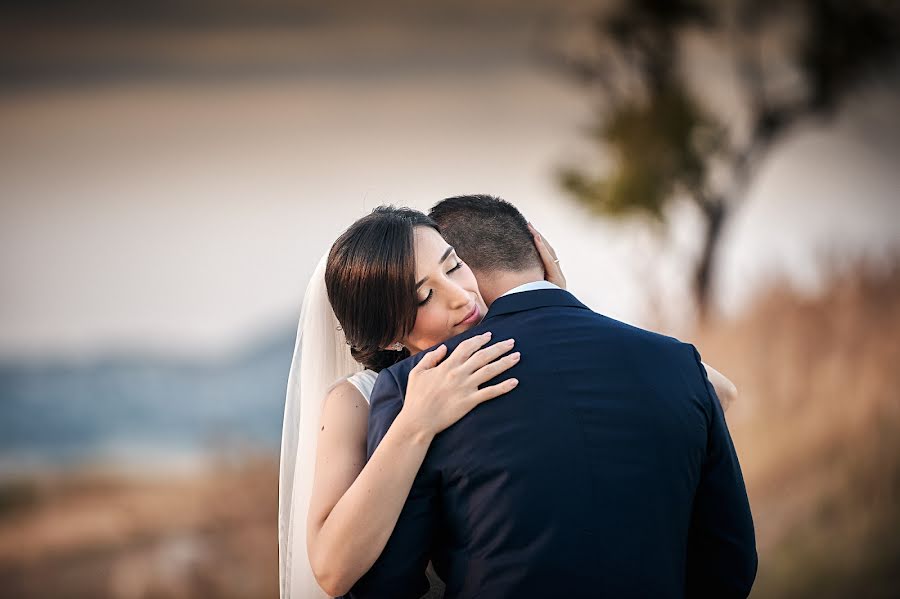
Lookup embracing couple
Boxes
[279,195,757,599]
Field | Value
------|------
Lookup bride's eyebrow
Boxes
[416,246,455,289]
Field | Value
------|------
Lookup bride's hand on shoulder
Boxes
[528,222,566,289]
[398,332,519,439]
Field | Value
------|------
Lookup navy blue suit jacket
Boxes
[350,289,756,599]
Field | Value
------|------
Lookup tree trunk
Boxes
[694,199,727,322]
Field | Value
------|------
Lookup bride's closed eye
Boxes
[418,260,464,306]
[447,260,463,275]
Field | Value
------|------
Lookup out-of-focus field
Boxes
[699,258,900,598]
[0,459,278,598]
[0,260,897,598]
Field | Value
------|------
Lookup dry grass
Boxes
[0,458,278,598]
[696,259,900,598]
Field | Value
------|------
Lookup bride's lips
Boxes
[456,304,480,327]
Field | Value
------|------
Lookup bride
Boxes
[279,205,738,598]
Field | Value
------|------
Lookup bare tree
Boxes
[552,0,900,319]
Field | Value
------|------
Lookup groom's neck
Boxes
[476,267,545,306]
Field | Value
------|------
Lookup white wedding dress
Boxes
[346,369,378,404]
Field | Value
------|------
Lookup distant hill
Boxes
[0,327,296,474]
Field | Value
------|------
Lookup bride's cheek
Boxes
[414,308,437,341]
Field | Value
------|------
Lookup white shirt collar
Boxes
[498,280,561,298]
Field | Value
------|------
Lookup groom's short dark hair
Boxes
[429,195,541,273]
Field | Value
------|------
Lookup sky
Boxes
[1,12,898,360]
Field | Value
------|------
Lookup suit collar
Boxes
[483,288,591,321]
[498,280,561,297]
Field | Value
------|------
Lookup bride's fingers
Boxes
[444,332,492,366]
[528,223,552,254]
[528,222,554,254]
[528,223,566,289]
[470,377,519,405]
[534,234,558,272]
[463,338,515,373]
[413,344,447,371]
[471,352,520,385]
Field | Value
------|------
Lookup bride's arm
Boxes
[306,381,432,596]
[702,362,738,412]
[306,334,519,597]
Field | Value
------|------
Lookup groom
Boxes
[350,195,757,598]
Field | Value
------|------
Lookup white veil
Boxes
[279,252,363,598]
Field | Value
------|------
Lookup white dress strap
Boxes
[346,369,378,403]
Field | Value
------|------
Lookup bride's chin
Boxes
[456,321,477,334]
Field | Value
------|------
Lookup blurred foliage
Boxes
[561,85,718,220]
[554,0,900,317]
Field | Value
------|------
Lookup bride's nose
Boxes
[446,280,470,308]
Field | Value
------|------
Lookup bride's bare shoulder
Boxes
[324,379,367,411]
[319,380,368,436]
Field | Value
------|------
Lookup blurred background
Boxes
[1,0,898,597]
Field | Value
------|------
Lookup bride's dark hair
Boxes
[325,205,439,372]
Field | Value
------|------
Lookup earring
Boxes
[387,342,404,352]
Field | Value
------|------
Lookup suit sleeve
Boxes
[365,368,405,460]
[685,346,758,598]
[350,368,439,599]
